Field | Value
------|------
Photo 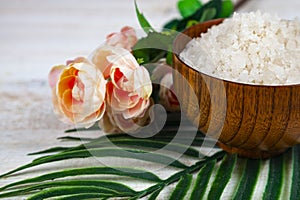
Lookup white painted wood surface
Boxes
[0,0,299,199]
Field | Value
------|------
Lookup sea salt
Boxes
[180,11,300,85]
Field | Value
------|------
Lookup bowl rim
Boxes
[173,19,300,88]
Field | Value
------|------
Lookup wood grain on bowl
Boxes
[172,19,300,158]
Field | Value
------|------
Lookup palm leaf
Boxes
[28,147,71,155]
[207,154,237,199]
[3,143,299,199]
[0,167,161,191]
[51,193,109,200]
[169,173,192,200]
[0,180,136,198]
[290,145,300,200]
[190,160,216,199]
[29,138,203,158]
[233,159,261,200]
[147,186,165,200]
[0,148,188,178]
[127,151,226,199]
[0,152,225,199]
[26,186,118,200]
[263,154,285,200]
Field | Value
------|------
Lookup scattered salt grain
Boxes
[180,11,300,85]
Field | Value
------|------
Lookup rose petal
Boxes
[48,65,66,89]
[52,58,107,128]
[133,66,152,99]
[123,98,150,119]
[105,26,137,50]
[90,45,115,78]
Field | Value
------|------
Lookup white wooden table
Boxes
[0,0,299,199]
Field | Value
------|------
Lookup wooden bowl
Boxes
[172,19,300,158]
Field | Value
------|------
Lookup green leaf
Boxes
[0,167,161,191]
[147,186,165,200]
[36,148,188,168]
[190,160,216,200]
[220,0,234,18]
[29,138,203,158]
[130,151,226,199]
[164,0,223,31]
[0,150,227,200]
[106,139,202,157]
[166,48,173,65]
[0,148,187,179]
[54,193,108,200]
[199,8,217,22]
[169,174,192,200]
[189,0,222,19]
[233,159,261,200]
[0,180,136,198]
[207,154,237,199]
[58,136,94,141]
[137,57,145,65]
[163,19,180,30]
[30,129,215,156]
[132,32,175,65]
[28,147,70,155]
[177,0,202,18]
[112,138,201,157]
[186,20,199,28]
[290,145,300,200]
[27,186,117,200]
[134,0,155,34]
[263,154,284,200]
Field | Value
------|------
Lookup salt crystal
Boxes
[180,11,300,85]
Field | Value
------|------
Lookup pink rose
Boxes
[49,57,106,128]
[152,60,180,112]
[91,45,148,82]
[159,72,180,112]
[48,65,65,89]
[98,105,122,133]
[90,45,114,79]
[106,50,152,119]
[91,26,137,78]
[99,101,153,133]
[93,46,152,133]
[105,26,138,50]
